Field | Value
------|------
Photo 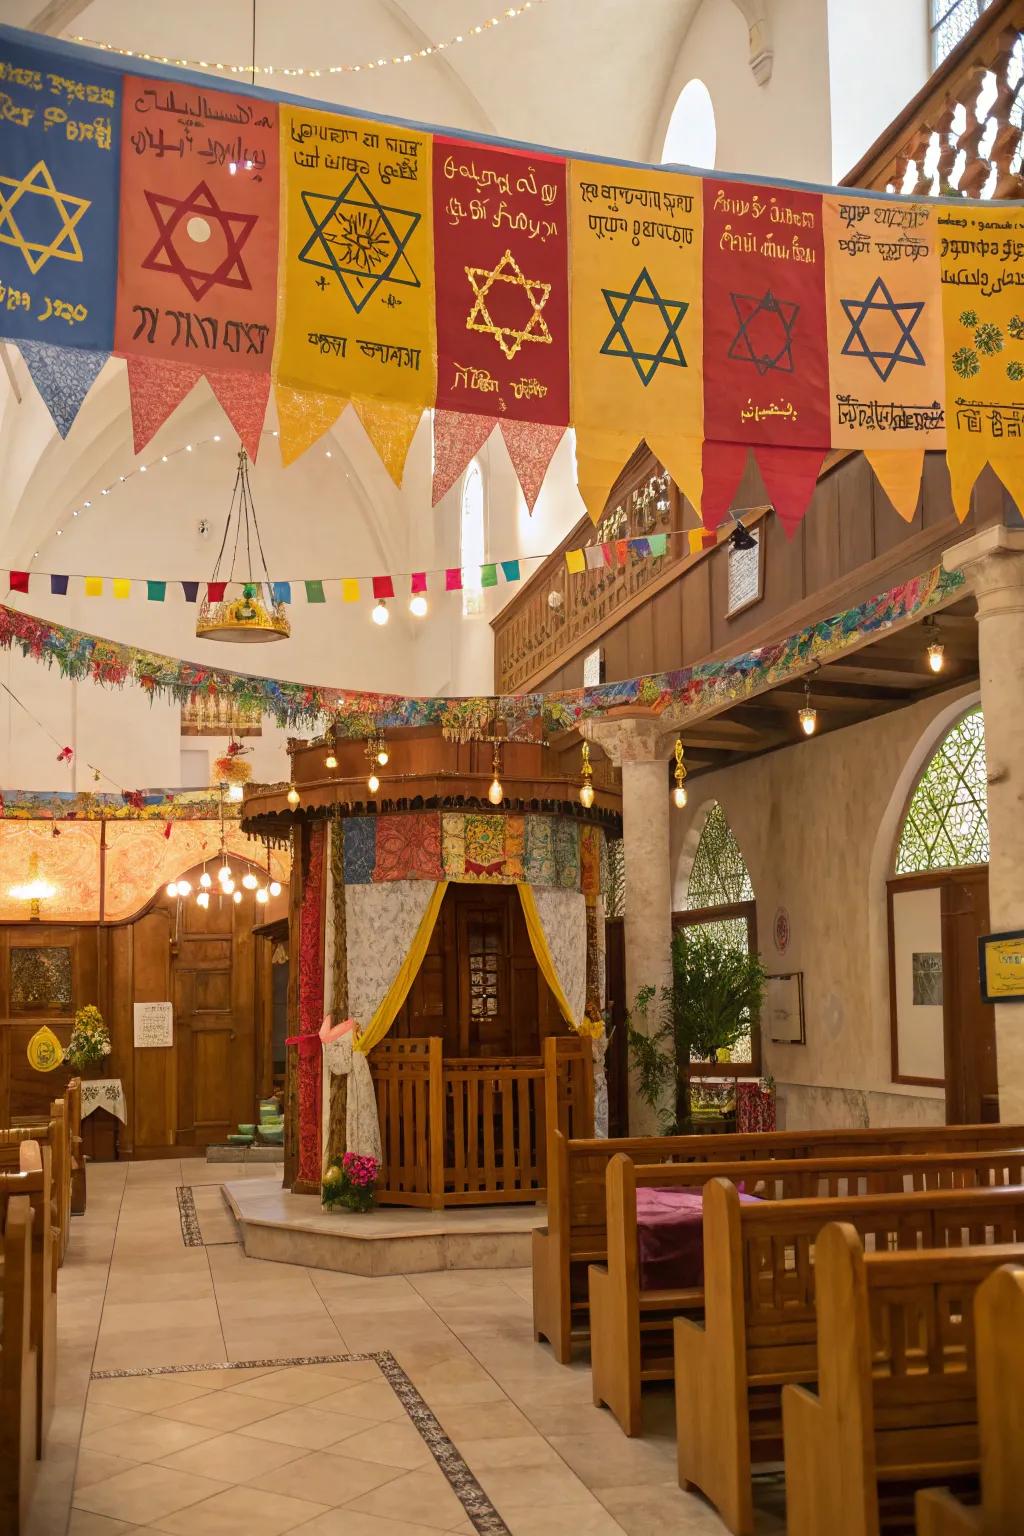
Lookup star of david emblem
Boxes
[465,249,551,360]
[728,289,799,374]
[141,180,257,302]
[840,275,925,382]
[0,159,90,275]
[599,268,688,386]
[299,175,419,314]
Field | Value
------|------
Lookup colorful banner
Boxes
[276,105,434,474]
[939,203,1024,517]
[0,36,120,423]
[570,162,702,520]
[824,193,944,519]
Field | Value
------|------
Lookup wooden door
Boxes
[941,868,998,1123]
[457,890,510,1056]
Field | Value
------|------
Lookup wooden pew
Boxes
[674,1180,1024,1536]
[0,1196,37,1534]
[0,1110,69,1268]
[534,1122,1024,1362]
[783,1228,1024,1536]
[0,1145,57,1455]
[915,1263,1024,1536]
[590,1147,1024,1436]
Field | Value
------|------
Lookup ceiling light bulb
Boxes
[165,882,178,898]
[227,782,244,802]
[409,593,428,617]
[927,642,945,673]
[376,747,389,766]
[269,880,282,898]
[488,777,504,806]
[233,889,242,904]
[579,781,595,809]
[372,600,389,626]
[325,752,338,770]
[199,871,212,889]
[672,784,688,809]
[367,772,380,794]
[176,879,192,897]
[223,878,236,894]
[798,705,818,737]
[242,872,258,890]
[256,886,269,904]
[218,864,231,883]
[197,890,210,909]
[286,785,300,807]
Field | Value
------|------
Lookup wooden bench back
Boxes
[0,1194,35,1532]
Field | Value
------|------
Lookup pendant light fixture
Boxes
[798,677,818,736]
[578,740,595,809]
[196,448,290,643]
[672,738,688,808]
[924,617,945,673]
[487,740,504,805]
[286,784,300,807]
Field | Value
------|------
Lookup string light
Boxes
[578,740,595,809]
[199,870,212,889]
[242,871,258,890]
[72,4,543,78]
[372,600,390,626]
[410,594,428,618]
[269,880,282,898]
[672,738,687,808]
[197,890,210,909]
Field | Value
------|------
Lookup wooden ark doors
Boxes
[393,883,562,1057]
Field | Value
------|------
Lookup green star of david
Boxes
[299,173,420,314]
[600,268,688,385]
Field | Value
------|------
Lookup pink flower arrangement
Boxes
[322,1151,380,1212]
[341,1152,379,1189]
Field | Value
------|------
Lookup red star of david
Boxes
[140,180,257,302]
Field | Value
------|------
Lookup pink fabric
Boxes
[637,1186,759,1292]
[319,1015,355,1044]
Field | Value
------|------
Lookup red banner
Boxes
[702,179,828,448]
[115,77,279,375]
[433,138,569,426]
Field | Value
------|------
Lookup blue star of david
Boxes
[840,275,925,382]
[728,289,799,374]
[599,267,688,386]
[298,174,420,314]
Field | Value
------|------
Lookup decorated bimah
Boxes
[3,24,1024,538]
[241,725,619,1205]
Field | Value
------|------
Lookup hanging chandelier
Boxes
[196,448,290,644]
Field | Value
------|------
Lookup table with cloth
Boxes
[637,1186,760,1290]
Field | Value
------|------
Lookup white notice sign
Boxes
[134,1002,173,1048]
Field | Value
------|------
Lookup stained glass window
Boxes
[895,708,989,874]
[686,803,754,909]
[931,1,993,68]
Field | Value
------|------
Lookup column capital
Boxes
[583,713,672,767]
[944,527,1024,607]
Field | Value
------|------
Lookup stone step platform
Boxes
[207,1143,284,1163]
[225,1176,544,1275]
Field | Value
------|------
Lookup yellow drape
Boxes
[517,885,579,1031]
[354,881,448,1055]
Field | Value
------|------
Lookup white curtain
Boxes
[346,881,439,1025]
[530,885,587,1026]
[319,856,387,1172]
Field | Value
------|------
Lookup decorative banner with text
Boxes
[569,162,703,521]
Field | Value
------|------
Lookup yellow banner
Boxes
[940,204,1024,516]
[569,164,702,519]
[276,107,436,419]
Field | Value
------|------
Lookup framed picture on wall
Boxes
[9,945,73,1013]
[765,971,805,1044]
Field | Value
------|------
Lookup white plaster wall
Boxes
[827,0,930,182]
[670,682,981,1129]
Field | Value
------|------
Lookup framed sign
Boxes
[133,1001,173,1047]
[726,527,763,618]
[582,645,605,687]
[979,930,1024,1003]
[765,972,805,1044]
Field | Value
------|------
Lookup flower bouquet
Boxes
[65,1004,112,1075]
[322,1151,379,1214]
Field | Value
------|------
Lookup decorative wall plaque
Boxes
[134,1001,174,1047]
[10,946,73,1012]
[726,527,763,618]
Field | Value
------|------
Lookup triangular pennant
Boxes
[352,398,423,487]
[700,441,749,531]
[946,443,989,524]
[432,409,496,505]
[19,341,107,439]
[752,445,828,540]
[865,449,925,525]
[989,452,1024,524]
[573,428,640,525]
[274,383,346,467]
[649,434,703,518]
[499,420,565,511]
[126,356,202,455]
[207,370,271,462]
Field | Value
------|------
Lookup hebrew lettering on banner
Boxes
[115,76,278,369]
[0,33,119,431]
[939,201,1024,518]
[569,162,703,520]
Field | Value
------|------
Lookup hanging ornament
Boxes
[579,740,595,809]
[487,740,504,806]
[672,738,687,809]
[196,449,289,643]
[798,677,818,736]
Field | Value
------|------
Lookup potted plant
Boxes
[65,1004,112,1076]
[627,926,766,1133]
[321,1151,379,1213]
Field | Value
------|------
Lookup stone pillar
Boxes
[587,716,674,1132]
[945,528,1024,1123]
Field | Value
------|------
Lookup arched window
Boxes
[678,802,758,1069]
[460,461,485,617]
[895,707,988,874]
[661,78,717,169]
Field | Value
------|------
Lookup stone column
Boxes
[945,528,1024,1123]
[587,715,674,1132]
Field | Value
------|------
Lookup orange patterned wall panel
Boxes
[103,821,289,922]
[0,821,102,922]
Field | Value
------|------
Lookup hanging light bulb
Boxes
[176,878,192,897]
[409,593,428,618]
[218,863,232,884]
[242,871,258,890]
[223,877,236,894]
[227,782,244,802]
[798,677,818,737]
[233,889,242,904]
[165,881,178,899]
[376,742,389,767]
[197,890,210,909]
[672,738,688,809]
[372,600,390,626]
[927,642,945,673]
[578,740,595,809]
[286,785,300,807]
[269,880,282,897]
[367,771,380,794]
[325,751,338,770]
[199,870,212,889]
[487,740,503,806]
[256,886,269,905]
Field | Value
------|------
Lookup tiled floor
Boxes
[32,1159,785,1536]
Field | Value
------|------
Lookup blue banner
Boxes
[0,37,120,353]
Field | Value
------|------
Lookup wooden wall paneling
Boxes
[681,557,712,665]
[651,584,684,676]
[802,469,841,600]
[107,925,135,1156]
[131,910,175,1156]
[626,597,655,680]
[601,621,631,685]
[838,454,877,572]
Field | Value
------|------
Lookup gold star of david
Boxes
[0,160,90,275]
[465,248,552,360]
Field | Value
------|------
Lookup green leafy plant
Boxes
[65,1004,111,1072]
[627,927,766,1133]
